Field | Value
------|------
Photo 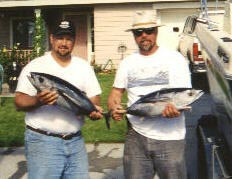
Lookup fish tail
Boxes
[102,111,112,130]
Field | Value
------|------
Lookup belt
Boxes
[26,125,81,140]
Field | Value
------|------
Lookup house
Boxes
[0,0,225,67]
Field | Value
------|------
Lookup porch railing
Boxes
[0,49,33,93]
[5,49,33,64]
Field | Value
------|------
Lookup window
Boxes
[12,19,35,48]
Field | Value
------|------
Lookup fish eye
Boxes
[38,77,44,83]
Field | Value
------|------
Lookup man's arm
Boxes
[14,90,58,112]
[89,95,101,106]
[107,87,126,121]
[89,95,103,120]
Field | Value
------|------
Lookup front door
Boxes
[65,14,88,60]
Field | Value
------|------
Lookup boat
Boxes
[182,0,232,178]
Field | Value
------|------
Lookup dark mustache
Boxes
[59,45,68,49]
[140,39,150,43]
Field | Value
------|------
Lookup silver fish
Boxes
[126,88,204,117]
[27,72,110,129]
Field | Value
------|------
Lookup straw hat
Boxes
[126,11,163,32]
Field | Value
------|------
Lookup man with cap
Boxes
[108,11,191,179]
[15,20,103,179]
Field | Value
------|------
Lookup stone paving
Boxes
[0,143,124,179]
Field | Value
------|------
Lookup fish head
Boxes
[174,89,204,107]
[186,89,204,99]
[28,72,55,91]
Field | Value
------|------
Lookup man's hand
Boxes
[89,105,103,120]
[36,89,59,105]
[162,103,180,118]
[110,105,126,121]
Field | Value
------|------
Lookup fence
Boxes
[5,49,33,64]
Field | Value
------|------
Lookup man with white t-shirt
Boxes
[15,20,103,179]
[108,11,191,179]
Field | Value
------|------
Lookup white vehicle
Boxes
[182,0,232,178]
[178,10,224,74]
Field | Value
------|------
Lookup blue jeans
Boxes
[25,129,89,179]
[123,128,187,179]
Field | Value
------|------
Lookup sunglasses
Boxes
[132,27,156,37]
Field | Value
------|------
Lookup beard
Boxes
[55,46,71,58]
[138,39,155,52]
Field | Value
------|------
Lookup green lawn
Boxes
[0,73,128,147]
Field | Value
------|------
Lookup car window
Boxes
[183,16,197,35]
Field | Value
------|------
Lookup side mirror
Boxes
[183,15,197,35]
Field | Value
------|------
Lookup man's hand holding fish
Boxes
[161,103,181,118]
[89,105,103,120]
[110,104,127,121]
[36,89,59,106]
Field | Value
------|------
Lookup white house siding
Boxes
[0,1,225,66]
[93,1,225,67]
[93,3,198,67]
[94,3,199,66]
[94,4,153,67]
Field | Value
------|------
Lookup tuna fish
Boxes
[27,72,111,128]
[126,88,204,117]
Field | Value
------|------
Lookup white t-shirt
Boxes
[16,52,102,134]
[113,47,192,140]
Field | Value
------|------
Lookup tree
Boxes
[31,9,46,59]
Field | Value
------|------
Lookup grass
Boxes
[82,73,128,143]
[0,73,128,147]
[0,98,25,147]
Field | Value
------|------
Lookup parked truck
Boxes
[178,10,224,74]
[181,0,232,178]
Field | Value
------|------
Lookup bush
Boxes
[0,45,30,91]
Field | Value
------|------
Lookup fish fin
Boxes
[139,97,170,104]
[102,111,112,130]
[58,90,81,107]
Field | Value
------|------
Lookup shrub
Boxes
[0,44,30,84]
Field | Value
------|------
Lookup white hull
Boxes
[195,21,232,152]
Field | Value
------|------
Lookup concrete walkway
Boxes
[0,143,124,179]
